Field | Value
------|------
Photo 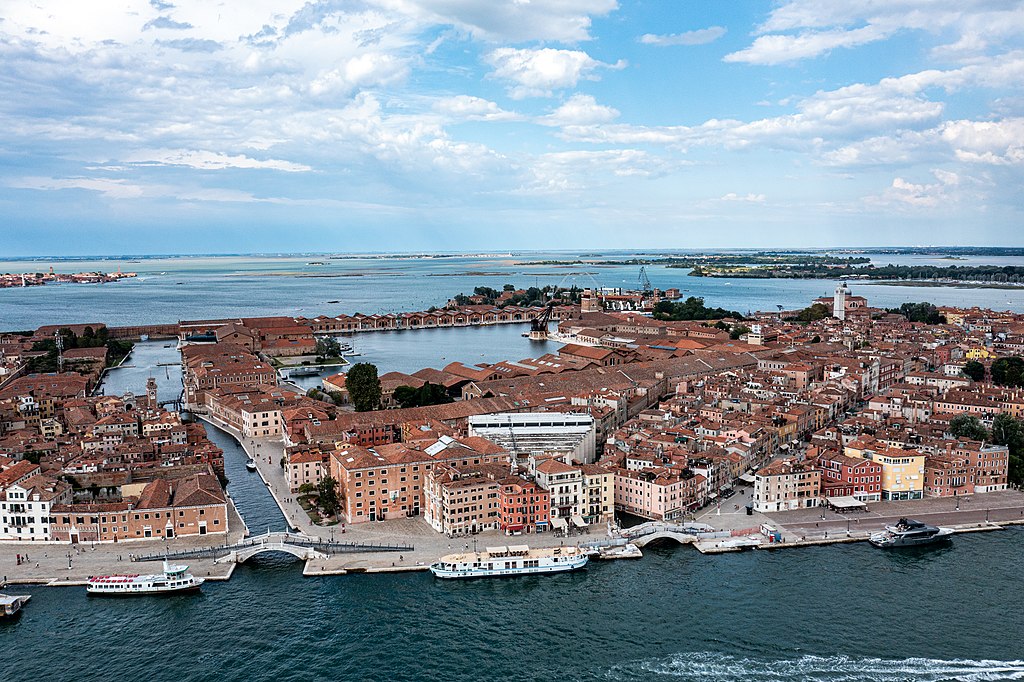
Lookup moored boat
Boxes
[87,561,204,596]
[429,545,588,579]
[0,594,30,617]
[245,459,258,472]
[869,518,954,548]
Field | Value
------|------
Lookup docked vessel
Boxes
[245,459,258,472]
[429,545,588,579]
[87,561,204,596]
[869,518,954,548]
[0,594,30,617]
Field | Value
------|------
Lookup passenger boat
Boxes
[87,561,204,596]
[0,594,30,617]
[429,545,588,579]
[869,518,954,548]
[245,459,258,472]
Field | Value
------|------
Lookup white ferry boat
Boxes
[429,545,588,579]
[869,518,955,548]
[87,561,204,596]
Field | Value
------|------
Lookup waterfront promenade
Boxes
[0,500,248,586]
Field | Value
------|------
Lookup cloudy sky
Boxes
[2,0,1023,255]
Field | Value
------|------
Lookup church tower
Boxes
[833,282,849,321]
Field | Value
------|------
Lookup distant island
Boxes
[686,263,1024,285]
[0,269,136,288]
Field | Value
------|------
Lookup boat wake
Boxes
[605,652,1024,681]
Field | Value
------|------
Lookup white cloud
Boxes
[867,168,964,208]
[121,149,312,172]
[725,24,892,65]
[434,95,519,121]
[719,192,766,203]
[542,94,619,126]
[727,0,1024,64]
[485,48,625,99]
[640,26,726,47]
[941,118,1024,165]
[8,176,145,199]
[393,0,619,43]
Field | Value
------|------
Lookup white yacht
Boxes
[429,545,588,579]
[87,561,204,596]
[869,518,954,548]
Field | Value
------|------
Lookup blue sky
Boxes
[2,0,1023,255]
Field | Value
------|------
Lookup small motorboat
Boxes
[0,594,30,618]
[246,460,258,472]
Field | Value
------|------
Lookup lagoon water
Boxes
[3,251,1024,331]
[4,252,1024,681]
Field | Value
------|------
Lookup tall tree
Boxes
[346,363,382,412]
[949,414,989,441]
[962,360,986,382]
[316,337,342,358]
[317,476,340,517]
[991,357,1024,387]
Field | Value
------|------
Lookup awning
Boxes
[505,524,525,531]
[827,495,867,510]
[550,517,568,530]
[571,514,588,527]
[708,492,718,499]
[738,473,756,484]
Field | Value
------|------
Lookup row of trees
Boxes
[652,297,744,322]
[450,284,584,308]
[949,414,1024,486]
[344,363,452,412]
[885,302,946,324]
[961,357,1024,387]
[28,327,132,373]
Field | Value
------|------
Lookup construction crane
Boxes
[638,266,652,292]
[528,300,556,340]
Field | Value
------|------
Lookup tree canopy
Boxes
[949,414,989,442]
[885,302,946,324]
[962,360,986,382]
[991,357,1024,387]
[316,476,340,517]
[393,382,452,409]
[652,297,744,322]
[346,363,382,412]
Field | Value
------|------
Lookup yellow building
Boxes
[965,346,995,360]
[581,465,615,524]
[844,442,924,501]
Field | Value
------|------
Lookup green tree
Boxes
[316,337,342,358]
[317,476,340,517]
[962,360,986,382]
[346,363,382,412]
[949,414,989,441]
[730,324,752,340]
[991,357,1024,387]
[793,303,831,322]
[991,413,1024,487]
[886,302,945,324]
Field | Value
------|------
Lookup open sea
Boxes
[3,251,1024,680]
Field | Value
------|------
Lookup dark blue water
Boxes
[3,530,1023,682]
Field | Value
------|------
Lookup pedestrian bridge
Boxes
[131,531,413,565]
[620,522,727,547]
